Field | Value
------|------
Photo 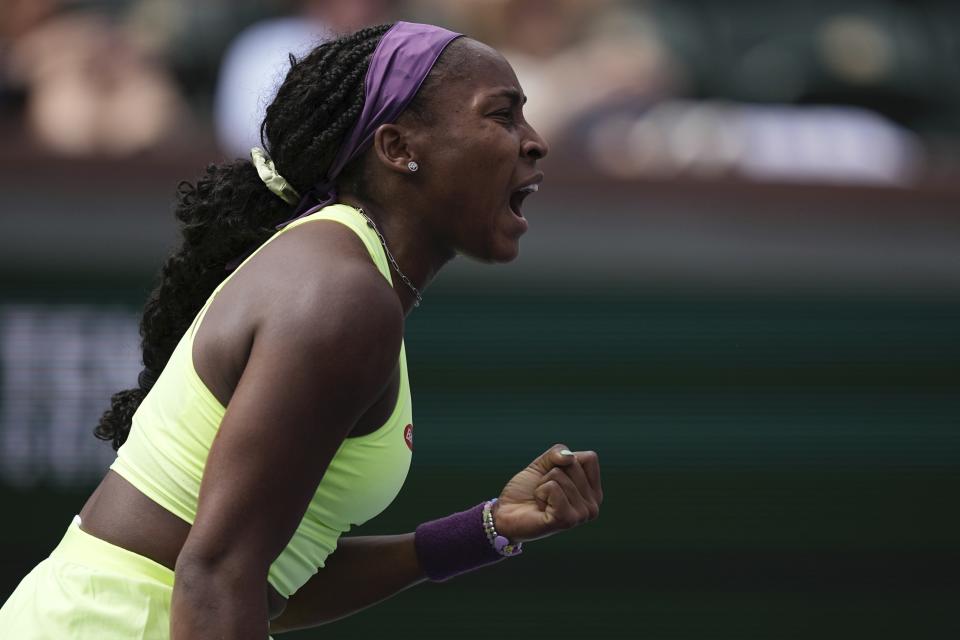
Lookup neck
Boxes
[338,194,455,316]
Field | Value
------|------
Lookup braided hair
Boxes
[95,23,455,450]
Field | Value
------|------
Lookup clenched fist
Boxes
[493,444,603,543]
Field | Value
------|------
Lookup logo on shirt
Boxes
[403,423,414,451]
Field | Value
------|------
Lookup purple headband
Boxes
[279,21,461,227]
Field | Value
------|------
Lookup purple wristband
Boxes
[414,503,505,582]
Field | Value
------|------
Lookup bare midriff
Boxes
[78,470,289,620]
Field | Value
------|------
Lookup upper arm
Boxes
[176,257,403,581]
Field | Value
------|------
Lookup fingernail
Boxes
[560,449,575,456]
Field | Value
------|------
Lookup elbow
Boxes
[172,552,224,611]
[174,547,263,593]
[171,553,270,637]
[173,548,265,610]
[172,551,214,594]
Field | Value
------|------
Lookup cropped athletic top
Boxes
[111,204,414,598]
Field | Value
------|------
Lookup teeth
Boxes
[519,184,539,193]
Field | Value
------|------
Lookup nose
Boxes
[522,124,549,160]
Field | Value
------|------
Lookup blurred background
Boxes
[1,0,958,638]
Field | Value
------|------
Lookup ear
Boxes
[371,124,416,175]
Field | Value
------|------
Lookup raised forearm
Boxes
[269,533,425,634]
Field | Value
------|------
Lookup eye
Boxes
[492,109,516,125]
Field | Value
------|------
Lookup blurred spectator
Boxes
[0,0,60,119]
[124,1,291,117]
[214,0,396,157]
[421,0,678,144]
[425,0,932,185]
[1,0,957,185]
[578,100,922,185]
[6,6,189,157]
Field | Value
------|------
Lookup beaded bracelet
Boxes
[413,499,524,582]
[482,498,523,557]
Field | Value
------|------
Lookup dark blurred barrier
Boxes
[1,153,959,638]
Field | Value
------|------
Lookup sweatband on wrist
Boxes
[414,502,505,582]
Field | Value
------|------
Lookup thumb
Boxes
[529,443,577,475]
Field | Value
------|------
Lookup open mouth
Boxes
[509,183,539,218]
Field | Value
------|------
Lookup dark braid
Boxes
[265,27,388,191]
[94,24,395,450]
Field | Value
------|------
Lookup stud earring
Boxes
[407,160,419,172]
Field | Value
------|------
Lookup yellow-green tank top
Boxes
[110,204,414,598]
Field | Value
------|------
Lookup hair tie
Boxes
[250,147,301,205]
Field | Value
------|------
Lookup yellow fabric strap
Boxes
[250,147,301,205]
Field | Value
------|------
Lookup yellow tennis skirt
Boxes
[0,515,174,638]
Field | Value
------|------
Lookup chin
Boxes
[461,239,521,264]
[487,242,521,264]
[496,242,521,263]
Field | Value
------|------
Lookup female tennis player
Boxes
[0,21,602,639]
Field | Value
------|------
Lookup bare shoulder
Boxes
[247,219,404,388]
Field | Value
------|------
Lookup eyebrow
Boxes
[488,88,527,106]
